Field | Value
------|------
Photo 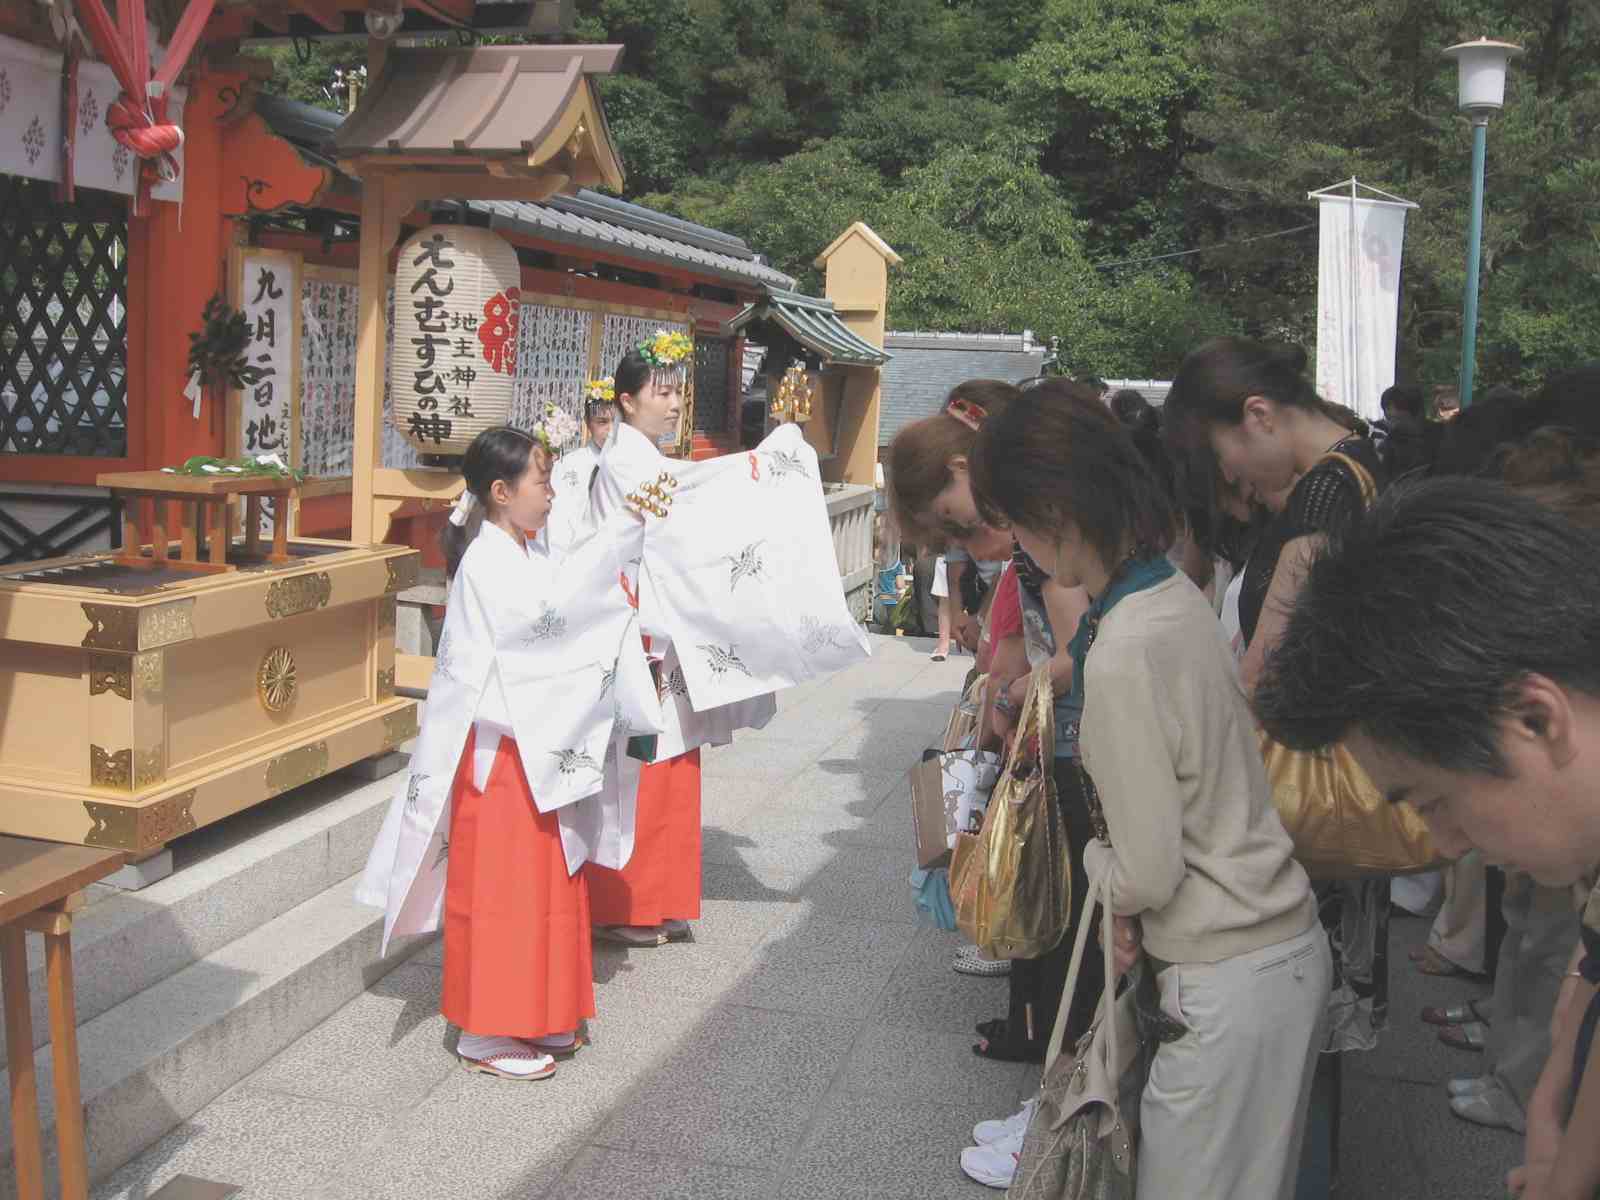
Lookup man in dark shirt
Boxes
[1255,478,1600,1200]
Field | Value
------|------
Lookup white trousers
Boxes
[1429,851,1488,974]
[1138,925,1333,1200]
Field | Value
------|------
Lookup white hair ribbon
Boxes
[448,490,478,527]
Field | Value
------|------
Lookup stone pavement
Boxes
[87,634,1526,1199]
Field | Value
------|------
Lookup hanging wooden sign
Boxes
[390,225,520,455]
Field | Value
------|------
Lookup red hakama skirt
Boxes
[585,749,702,926]
[441,730,595,1038]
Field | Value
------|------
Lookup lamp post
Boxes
[1442,37,1521,409]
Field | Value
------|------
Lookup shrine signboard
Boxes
[230,248,301,534]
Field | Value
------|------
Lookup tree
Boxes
[1185,0,1600,388]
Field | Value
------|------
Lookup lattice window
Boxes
[0,178,128,456]
[599,313,687,382]
[693,337,731,433]
[512,302,590,444]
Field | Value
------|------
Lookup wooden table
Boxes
[1,838,126,1200]
[96,470,301,575]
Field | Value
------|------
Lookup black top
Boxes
[1238,436,1385,647]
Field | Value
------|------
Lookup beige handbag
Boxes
[1010,864,1143,1199]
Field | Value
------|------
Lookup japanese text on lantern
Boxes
[239,252,296,460]
[391,225,520,453]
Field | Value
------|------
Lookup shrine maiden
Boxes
[546,377,616,550]
[357,421,659,1080]
[581,333,872,947]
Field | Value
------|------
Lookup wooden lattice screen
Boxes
[0,177,129,457]
[693,336,731,434]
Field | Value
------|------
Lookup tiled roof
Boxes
[879,331,1046,445]
[726,290,889,367]
[464,195,795,292]
[256,94,795,294]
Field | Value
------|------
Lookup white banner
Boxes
[1314,195,1409,422]
[0,33,185,204]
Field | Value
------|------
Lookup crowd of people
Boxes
[353,318,1600,1198]
[887,344,1600,1198]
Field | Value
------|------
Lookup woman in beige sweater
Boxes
[970,379,1330,1199]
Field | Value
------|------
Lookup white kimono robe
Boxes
[586,422,871,746]
[356,520,661,953]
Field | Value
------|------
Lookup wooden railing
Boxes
[825,483,876,621]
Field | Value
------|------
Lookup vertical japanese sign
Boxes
[391,225,519,454]
[233,248,301,534]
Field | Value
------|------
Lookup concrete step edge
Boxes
[0,869,434,1193]
[4,770,400,1070]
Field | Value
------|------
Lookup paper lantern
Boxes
[391,224,521,454]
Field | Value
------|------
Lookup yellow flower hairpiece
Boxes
[638,329,693,369]
[584,376,616,403]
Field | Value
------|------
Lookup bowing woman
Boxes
[971,381,1329,1199]
[358,422,652,1080]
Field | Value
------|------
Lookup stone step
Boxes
[0,870,434,1199]
[2,764,401,1072]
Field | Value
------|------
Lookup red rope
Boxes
[70,0,217,214]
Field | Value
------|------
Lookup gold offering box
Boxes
[0,539,421,854]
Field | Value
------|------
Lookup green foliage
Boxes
[186,296,261,393]
[248,0,1600,387]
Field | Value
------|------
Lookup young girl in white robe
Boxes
[357,424,655,1080]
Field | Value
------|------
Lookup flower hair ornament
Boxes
[448,489,478,527]
[584,376,616,411]
[637,329,693,370]
[946,396,987,431]
[531,403,580,454]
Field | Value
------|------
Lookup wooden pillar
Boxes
[351,172,391,545]
[814,223,901,487]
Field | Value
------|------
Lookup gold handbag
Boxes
[953,663,1074,960]
[1261,735,1438,877]
[1259,450,1440,877]
[943,672,990,753]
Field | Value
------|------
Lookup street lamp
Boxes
[1442,37,1521,408]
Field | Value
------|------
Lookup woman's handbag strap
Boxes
[1042,865,1109,1075]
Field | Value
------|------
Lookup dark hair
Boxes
[1253,476,1600,775]
[1498,427,1600,532]
[1433,384,1539,476]
[969,378,1174,569]
[886,379,1022,541]
[1381,384,1425,421]
[613,349,652,402]
[1108,388,1154,427]
[1164,337,1320,447]
[438,426,547,577]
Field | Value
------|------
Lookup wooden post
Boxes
[813,223,900,487]
[1,924,45,1200]
[351,172,390,545]
[245,496,262,556]
[122,506,141,560]
[207,499,229,565]
[151,499,169,562]
[44,925,88,1200]
[271,491,290,560]
[181,501,199,561]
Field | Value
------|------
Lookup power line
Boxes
[1092,222,1316,270]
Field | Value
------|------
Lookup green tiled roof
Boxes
[726,290,889,367]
